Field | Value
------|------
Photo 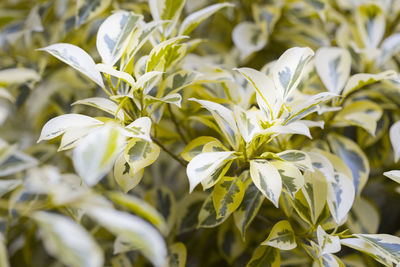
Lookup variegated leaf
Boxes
[277,150,313,171]
[190,98,240,150]
[124,138,160,175]
[252,4,281,36]
[0,151,38,177]
[347,197,380,234]
[181,136,220,162]
[95,64,136,87]
[168,242,187,267]
[383,170,400,184]
[232,22,267,59]
[249,159,282,208]
[212,174,246,219]
[233,181,264,240]
[86,208,167,267]
[198,193,229,228]
[328,134,369,195]
[315,47,351,94]
[377,33,400,66]
[317,225,341,255]
[38,114,104,142]
[179,3,233,36]
[186,151,235,192]
[73,97,125,121]
[354,234,400,265]
[59,125,101,151]
[176,192,206,233]
[308,152,335,182]
[33,211,104,267]
[217,221,245,264]
[233,105,261,143]
[0,179,21,198]
[246,246,280,267]
[327,172,355,224]
[272,47,314,100]
[356,3,385,49]
[73,125,125,186]
[390,121,400,162]
[261,220,297,250]
[149,0,186,36]
[123,117,152,142]
[38,43,104,88]
[113,153,144,193]
[271,160,304,199]
[75,0,111,27]
[146,37,187,72]
[302,170,327,224]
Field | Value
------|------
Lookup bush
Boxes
[1,0,400,266]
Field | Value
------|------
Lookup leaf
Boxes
[198,193,229,228]
[149,0,186,34]
[235,67,281,121]
[212,174,246,219]
[308,152,335,182]
[315,47,351,94]
[146,37,187,72]
[347,197,380,234]
[113,153,144,192]
[75,0,111,27]
[232,22,267,58]
[327,172,355,224]
[59,125,101,151]
[186,151,235,192]
[0,179,21,198]
[0,151,38,177]
[246,246,280,267]
[0,87,14,102]
[123,117,152,142]
[217,220,245,263]
[355,3,385,49]
[233,181,264,240]
[176,192,206,234]
[73,125,125,186]
[33,211,103,267]
[95,64,136,87]
[317,225,341,255]
[383,170,400,184]
[0,68,40,85]
[96,11,142,65]
[72,97,125,121]
[342,70,399,98]
[302,170,327,224]
[179,3,234,36]
[328,134,369,195]
[0,233,9,267]
[86,208,167,267]
[249,159,282,208]
[277,150,313,171]
[261,220,297,250]
[377,33,400,66]
[390,121,400,162]
[272,47,314,100]
[108,192,167,234]
[38,114,104,142]
[124,138,160,175]
[252,4,281,36]
[181,136,220,161]
[271,160,304,199]
[38,43,104,88]
[157,70,198,97]
[233,105,262,143]
[145,93,182,108]
[168,242,187,267]
[190,98,240,150]
[354,234,400,264]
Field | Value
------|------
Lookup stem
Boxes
[151,136,188,167]
[167,104,188,144]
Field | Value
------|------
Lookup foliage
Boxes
[1,0,400,266]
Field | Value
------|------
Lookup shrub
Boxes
[1,0,400,266]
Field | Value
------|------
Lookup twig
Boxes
[167,104,188,144]
[151,136,188,167]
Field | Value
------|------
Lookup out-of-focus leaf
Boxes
[168,242,187,267]
[389,121,400,162]
[75,0,111,27]
[246,246,280,267]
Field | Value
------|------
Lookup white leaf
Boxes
[390,121,400,162]
[232,22,267,59]
[0,68,40,85]
[383,170,400,184]
[72,97,125,121]
[96,64,136,87]
[327,172,355,224]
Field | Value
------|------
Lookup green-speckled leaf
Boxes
[124,137,160,176]
[271,160,304,199]
[176,192,206,234]
[168,242,187,267]
[75,0,111,27]
[146,37,187,72]
[328,134,369,195]
[246,246,280,267]
[149,0,186,36]
[232,22,267,59]
[353,234,400,265]
[355,3,385,49]
[234,105,262,143]
[302,170,327,224]
[198,193,229,228]
[261,220,297,250]
[96,11,142,65]
[250,159,282,208]
[277,150,313,171]
[217,220,245,264]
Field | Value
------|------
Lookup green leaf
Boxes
[315,47,351,94]
[108,192,167,234]
[186,151,235,192]
[261,220,297,250]
[124,138,160,176]
[190,98,240,150]
[86,208,167,267]
[217,220,245,263]
[96,11,142,65]
[233,181,264,240]
[179,3,233,36]
[176,192,206,233]
[390,121,400,162]
[302,170,327,224]
[38,43,104,88]
[246,246,280,267]
[72,97,125,121]
[212,174,246,219]
[272,47,314,100]
[73,124,125,186]
[33,211,104,267]
[271,160,304,199]
[168,242,187,267]
[328,134,369,195]
[355,3,385,49]
[75,0,111,27]
[317,225,341,255]
[250,159,282,208]
[277,150,313,171]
